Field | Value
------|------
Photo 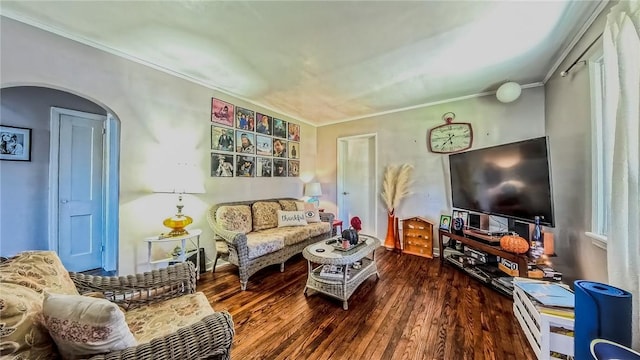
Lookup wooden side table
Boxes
[145,229,202,279]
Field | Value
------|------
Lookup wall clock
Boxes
[428,112,473,154]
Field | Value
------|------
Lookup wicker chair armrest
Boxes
[320,212,335,223]
[69,262,196,310]
[87,311,234,360]
[208,219,248,254]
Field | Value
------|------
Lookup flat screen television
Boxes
[449,136,555,227]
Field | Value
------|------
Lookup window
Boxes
[587,54,609,249]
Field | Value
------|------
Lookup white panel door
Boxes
[58,113,105,272]
[337,135,377,236]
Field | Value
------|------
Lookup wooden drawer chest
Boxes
[401,217,434,258]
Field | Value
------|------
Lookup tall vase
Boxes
[384,210,396,250]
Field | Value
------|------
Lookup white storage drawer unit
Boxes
[513,286,575,360]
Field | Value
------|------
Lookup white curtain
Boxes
[603,0,640,349]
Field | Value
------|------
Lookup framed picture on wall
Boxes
[236,155,255,177]
[255,135,272,156]
[287,123,300,141]
[0,126,31,161]
[256,157,272,177]
[256,113,272,135]
[211,152,234,177]
[288,142,299,159]
[273,158,287,177]
[211,126,234,152]
[235,131,256,154]
[211,98,234,127]
[273,138,287,158]
[273,118,287,139]
[236,107,255,132]
[288,160,300,177]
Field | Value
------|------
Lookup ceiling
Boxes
[0,1,603,126]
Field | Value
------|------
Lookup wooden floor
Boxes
[198,249,536,360]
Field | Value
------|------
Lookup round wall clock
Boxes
[428,112,473,154]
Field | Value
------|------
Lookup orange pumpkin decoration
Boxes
[500,234,529,254]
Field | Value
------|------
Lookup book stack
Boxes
[514,279,575,319]
[319,265,348,280]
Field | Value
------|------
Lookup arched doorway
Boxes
[0,86,120,272]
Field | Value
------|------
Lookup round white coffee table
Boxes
[302,234,381,310]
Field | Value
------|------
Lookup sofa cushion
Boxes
[252,201,282,231]
[41,293,137,359]
[278,199,300,211]
[244,232,285,259]
[296,202,321,223]
[0,250,79,295]
[277,210,308,227]
[125,292,215,344]
[254,222,331,246]
[216,205,252,234]
[0,283,55,359]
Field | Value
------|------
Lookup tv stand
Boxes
[438,230,529,277]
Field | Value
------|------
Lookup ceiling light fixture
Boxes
[496,81,522,103]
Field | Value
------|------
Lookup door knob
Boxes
[342,192,349,195]
[60,199,69,204]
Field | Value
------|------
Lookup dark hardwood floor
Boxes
[198,249,535,360]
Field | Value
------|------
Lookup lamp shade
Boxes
[153,162,205,195]
[496,81,522,103]
[304,182,322,197]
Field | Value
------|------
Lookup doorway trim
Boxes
[337,133,378,237]
[48,107,120,272]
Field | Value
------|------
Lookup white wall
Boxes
[316,87,546,245]
[0,17,317,275]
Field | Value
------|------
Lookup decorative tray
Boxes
[329,239,366,252]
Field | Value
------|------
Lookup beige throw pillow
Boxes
[215,205,253,234]
[277,210,308,227]
[41,293,137,359]
[252,201,282,231]
[296,202,321,223]
[278,199,298,211]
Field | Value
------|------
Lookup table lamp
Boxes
[155,163,205,237]
[304,182,322,208]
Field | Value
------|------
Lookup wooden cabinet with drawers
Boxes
[401,217,434,258]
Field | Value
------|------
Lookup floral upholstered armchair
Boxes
[0,251,234,360]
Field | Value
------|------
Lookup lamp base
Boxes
[307,196,320,208]
[163,214,193,237]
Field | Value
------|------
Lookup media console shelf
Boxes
[438,230,529,277]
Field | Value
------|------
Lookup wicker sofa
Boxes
[207,198,334,290]
[0,251,234,360]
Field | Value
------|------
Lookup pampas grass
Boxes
[381,166,397,212]
[381,163,414,213]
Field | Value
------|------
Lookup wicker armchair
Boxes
[69,262,234,360]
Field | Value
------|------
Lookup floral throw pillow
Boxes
[41,293,137,359]
[216,205,252,234]
[278,200,299,211]
[252,201,282,231]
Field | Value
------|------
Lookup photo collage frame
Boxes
[211,98,300,177]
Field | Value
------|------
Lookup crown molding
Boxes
[543,0,610,83]
[318,82,544,127]
[0,12,316,126]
